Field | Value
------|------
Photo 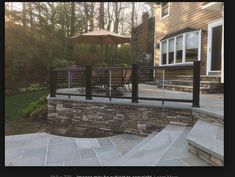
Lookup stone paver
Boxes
[49,135,76,145]
[155,159,188,166]
[111,125,186,166]
[94,145,122,165]
[64,158,101,166]
[76,139,100,149]
[97,138,113,146]
[5,133,141,166]
[160,147,193,161]
[25,136,49,149]
[46,142,80,163]
[5,131,213,166]
[5,147,24,165]
[109,134,144,155]
[216,126,224,141]
[79,148,97,159]
[181,156,211,166]
[46,162,64,166]
[9,147,47,166]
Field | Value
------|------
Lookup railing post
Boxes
[132,64,139,103]
[109,69,112,101]
[49,66,56,97]
[68,69,71,98]
[85,65,92,100]
[193,61,200,107]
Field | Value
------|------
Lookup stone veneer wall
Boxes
[192,110,224,126]
[47,98,194,136]
[188,144,224,166]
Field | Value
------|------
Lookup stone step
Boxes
[157,84,211,94]
[108,125,187,166]
[186,119,224,166]
[177,75,221,82]
[158,80,220,88]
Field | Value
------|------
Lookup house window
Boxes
[160,30,201,66]
[185,31,199,62]
[161,2,169,19]
[161,41,167,64]
[168,38,174,64]
[176,35,183,63]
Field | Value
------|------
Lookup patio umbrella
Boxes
[70,30,131,65]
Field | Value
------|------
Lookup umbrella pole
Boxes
[115,44,117,65]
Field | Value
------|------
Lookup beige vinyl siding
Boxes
[154,2,222,75]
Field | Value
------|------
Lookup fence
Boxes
[49,61,200,107]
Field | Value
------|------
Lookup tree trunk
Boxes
[131,2,135,32]
[22,2,27,28]
[114,2,118,33]
[89,3,94,31]
[69,2,75,61]
[28,3,33,29]
[37,2,43,42]
[131,2,135,64]
[70,2,75,37]
[65,4,70,38]
[99,2,104,30]
[107,2,112,31]
[84,2,88,33]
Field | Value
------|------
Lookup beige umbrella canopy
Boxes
[70,30,131,65]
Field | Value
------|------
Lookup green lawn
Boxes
[5,90,49,135]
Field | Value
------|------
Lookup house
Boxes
[153,2,224,93]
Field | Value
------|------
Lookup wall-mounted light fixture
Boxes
[202,29,207,33]
[155,43,160,48]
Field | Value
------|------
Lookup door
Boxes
[207,19,223,75]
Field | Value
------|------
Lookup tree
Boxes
[89,3,94,31]
[83,2,88,32]
[27,2,33,29]
[70,2,75,37]
[106,2,112,31]
[131,2,135,32]
[130,2,135,63]
[22,2,27,27]
[99,2,104,30]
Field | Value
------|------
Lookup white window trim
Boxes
[159,40,168,66]
[175,34,184,64]
[160,30,201,66]
[166,39,169,64]
[206,18,223,75]
[173,36,176,64]
[160,2,170,20]
[167,37,174,64]
[182,33,186,63]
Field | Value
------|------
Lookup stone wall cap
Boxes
[47,95,192,111]
[192,108,224,120]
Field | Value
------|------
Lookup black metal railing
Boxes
[49,61,200,107]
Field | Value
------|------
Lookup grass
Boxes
[5,89,49,135]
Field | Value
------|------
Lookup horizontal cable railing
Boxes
[49,61,200,107]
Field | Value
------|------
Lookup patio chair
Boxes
[71,69,86,94]
[92,70,107,92]
[122,68,132,92]
[101,69,124,96]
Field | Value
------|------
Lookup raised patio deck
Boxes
[55,83,223,118]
